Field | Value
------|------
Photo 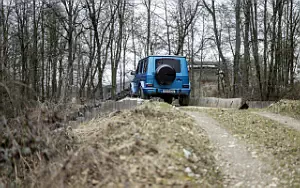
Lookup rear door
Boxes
[153,57,188,89]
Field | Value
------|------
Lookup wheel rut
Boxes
[252,111,300,131]
[185,111,277,187]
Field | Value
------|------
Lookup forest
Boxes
[0,0,300,116]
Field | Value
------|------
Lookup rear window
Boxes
[155,58,181,73]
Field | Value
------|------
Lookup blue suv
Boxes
[130,55,190,106]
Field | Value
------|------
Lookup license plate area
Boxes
[162,89,176,94]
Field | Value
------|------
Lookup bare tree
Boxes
[233,0,241,97]
[84,0,117,99]
[173,0,200,56]
[62,0,81,102]
[110,0,126,99]
[163,0,171,54]
[0,0,12,82]
[242,0,250,99]
[143,0,151,56]
[203,0,231,96]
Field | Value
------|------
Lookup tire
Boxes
[139,87,149,99]
[155,64,176,85]
[163,97,173,104]
[179,96,189,106]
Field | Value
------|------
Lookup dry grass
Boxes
[0,102,76,187]
[38,101,224,187]
[183,107,300,187]
[267,99,300,120]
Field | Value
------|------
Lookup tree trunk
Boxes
[131,11,137,68]
[111,0,125,99]
[145,0,151,56]
[267,0,278,100]
[233,0,241,97]
[164,0,171,54]
[32,0,38,99]
[275,0,283,96]
[250,0,263,100]
[242,0,250,99]
[79,31,95,98]
[41,3,45,100]
[263,0,268,99]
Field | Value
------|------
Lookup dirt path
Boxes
[252,111,300,131]
[184,111,277,187]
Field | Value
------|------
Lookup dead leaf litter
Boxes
[41,101,224,187]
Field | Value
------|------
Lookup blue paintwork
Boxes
[131,55,191,97]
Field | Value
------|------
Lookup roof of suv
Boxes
[147,55,186,58]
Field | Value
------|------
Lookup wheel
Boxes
[139,87,149,99]
[179,96,189,106]
[163,97,173,104]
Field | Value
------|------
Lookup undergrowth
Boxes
[0,102,76,187]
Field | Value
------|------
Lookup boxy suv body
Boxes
[130,55,190,106]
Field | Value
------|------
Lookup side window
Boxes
[139,60,144,74]
[136,61,141,74]
[143,59,148,73]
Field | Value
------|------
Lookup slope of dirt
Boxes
[38,102,224,187]
[253,111,300,131]
[183,108,300,187]
[185,111,277,187]
[268,99,300,120]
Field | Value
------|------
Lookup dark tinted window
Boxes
[136,62,141,74]
[155,58,181,73]
[143,59,148,73]
[139,61,144,73]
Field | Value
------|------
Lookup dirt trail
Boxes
[253,111,300,131]
[184,111,277,187]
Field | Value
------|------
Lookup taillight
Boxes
[146,83,153,87]
[183,84,189,88]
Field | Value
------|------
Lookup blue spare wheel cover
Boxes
[155,64,176,85]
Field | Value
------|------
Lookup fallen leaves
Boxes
[37,101,224,187]
[202,108,300,187]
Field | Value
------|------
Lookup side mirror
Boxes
[130,71,136,75]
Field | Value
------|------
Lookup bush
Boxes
[0,104,75,187]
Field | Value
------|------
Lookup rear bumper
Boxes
[143,87,190,96]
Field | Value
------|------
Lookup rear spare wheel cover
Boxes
[155,64,176,85]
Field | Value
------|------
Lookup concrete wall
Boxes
[192,84,219,98]
[190,97,274,109]
[248,101,275,109]
[190,97,242,108]
[190,68,220,98]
